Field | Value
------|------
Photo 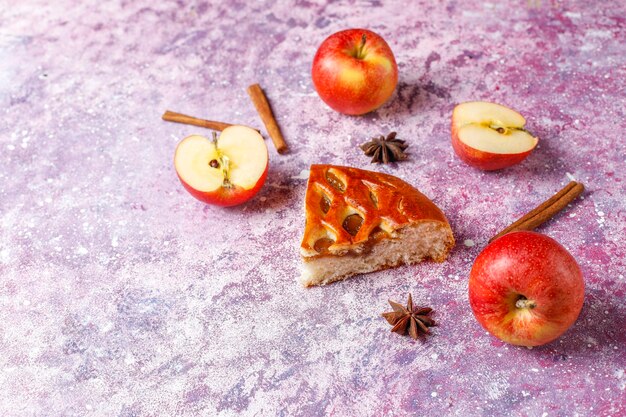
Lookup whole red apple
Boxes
[174,125,269,207]
[469,231,584,347]
[312,28,398,115]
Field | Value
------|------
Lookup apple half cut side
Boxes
[451,101,539,171]
[174,125,269,207]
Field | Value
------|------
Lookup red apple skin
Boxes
[176,163,268,207]
[312,29,398,115]
[451,123,534,171]
[469,231,584,347]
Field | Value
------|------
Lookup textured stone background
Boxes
[1,1,625,416]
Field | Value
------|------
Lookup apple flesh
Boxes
[174,125,268,207]
[451,101,538,170]
[312,28,398,115]
[469,231,584,347]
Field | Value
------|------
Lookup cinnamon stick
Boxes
[162,110,234,131]
[162,110,260,133]
[490,181,585,242]
[247,83,288,154]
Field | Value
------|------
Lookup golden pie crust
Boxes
[300,164,454,258]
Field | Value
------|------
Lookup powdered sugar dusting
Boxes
[0,1,624,416]
[291,169,311,180]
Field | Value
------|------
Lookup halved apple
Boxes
[451,101,538,171]
[174,125,269,207]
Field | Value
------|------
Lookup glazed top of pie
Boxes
[300,164,450,257]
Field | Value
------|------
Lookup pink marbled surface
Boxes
[1,1,625,416]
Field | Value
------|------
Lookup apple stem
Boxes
[515,298,537,309]
[357,34,367,59]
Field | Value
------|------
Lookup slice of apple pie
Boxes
[299,165,455,286]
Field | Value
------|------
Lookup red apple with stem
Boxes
[312,28,398,115]
[469,231,584,347]
[451,101,538,170]
[174,125,269,207]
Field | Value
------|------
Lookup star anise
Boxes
[360,131,408,164]
[381,294,436,340]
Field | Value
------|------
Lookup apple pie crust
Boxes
[299,165,455,286]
